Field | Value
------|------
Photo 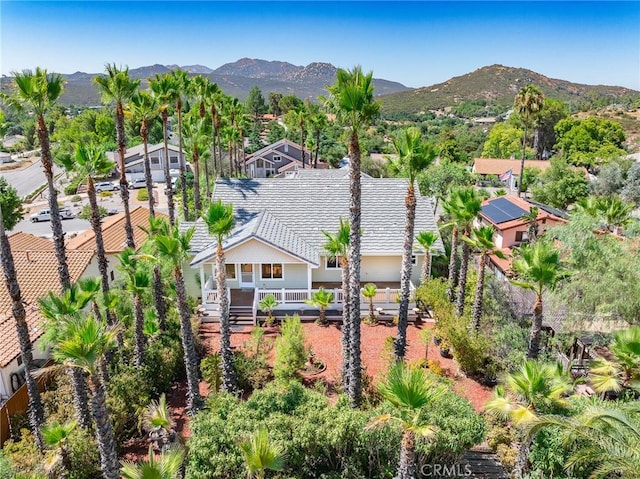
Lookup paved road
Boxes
[13,216,92,238]
[1,158,61,198]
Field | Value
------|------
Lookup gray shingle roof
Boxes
[190,211,319,266]
[210,177,444,257]
[278,169,371,180]
[179,219,214,253]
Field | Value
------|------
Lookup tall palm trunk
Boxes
[395,184,416,361]
[161,111,176,225]
[37,114,70,288]
[141,122,155,217]
[153,266,167,330]
[87,178,115,328]
[446,226,460,302]
[421,251,432,283]
[88,370,119,479]
[455,226,472,316]
[115,103,135,249]
[133,291,145,367]
[177,101,189,220]
[518,123,528,197]
[315,129,321,168]
[210,105,218,179]
[471,254,487,331]
[347,131,362,407]
[527,294,543,359]
[300,127,306,168]
[0,211,45,452]
[69,368,92,430]
[173,265,203,412]
[340,256,351,391]
[397,430,416,479]
[513,434,532,478]
[193,147,201,215]
[216,243,237,392]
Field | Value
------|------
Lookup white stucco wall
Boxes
[0,338,49,400]
[311,255,343,283]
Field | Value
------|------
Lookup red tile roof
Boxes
[473,158,553,175]
[480,196,567,232]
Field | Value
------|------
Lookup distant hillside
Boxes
[0,59,409,107]
[379,64,639,115]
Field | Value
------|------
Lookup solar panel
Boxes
[481,197,528,224]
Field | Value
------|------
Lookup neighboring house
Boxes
[180,175,444,321]
[0,232,96,404]
[476,196,568,278]
[275,168,372,180]
[472,158,553,191]
[0,152,11,164]
[107,143,187,182]
[245,139,325,178]
[66,207,167,282]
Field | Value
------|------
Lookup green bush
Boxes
[64,177,82,195]
[78,204,107,219]
[137,188,149,201]
[187,380,485,479]
[99,190,113,198]
[0,449,16,479]
[274,315,309,382]
[70,194,82,203]
[2,429,41,475]
[234,349,273,393]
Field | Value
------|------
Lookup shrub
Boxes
[70,194,82,203]
[2,429,41,475]
[234,349,273,393]
[78,204,107,219]
[0,449,16,479]
[137,188,149,201]
[64,177,82,195]
[486,426,513,451]
[273,315,309,382]
[99,190,113,198]
[201,354,222,393]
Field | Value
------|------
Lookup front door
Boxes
[239,264,254,288]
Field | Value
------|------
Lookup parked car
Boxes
[95,181,118,193]
[30,208,74,222]
[128,178,147,189]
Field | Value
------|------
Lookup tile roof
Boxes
[277,168,369,179]
[191,211,319,266]
[202,177,444,261]
[179,219,214,254]
[0,239,94,368]
[473,158,553,176]
[66,207,167,253]
[7,232,54,251]
[480,196,566,231]
[107,143,180,163]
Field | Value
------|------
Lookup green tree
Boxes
[202,200,237,393]
[511,242,567,358]
[5,68,70,287]
[324,66,380,407]
[304,287,334,325]
[462,226,504,330]
[273,315,308,382]
[388,127,436,360]
[322,217,351,390]
[0,205,45,451]
[154,225,204,411]
[417,161,476,211]
[239,428,285,479]
[589,326,640,394]
[268,92,283,116]
[532,98,569,160]
[370,363,445,479]
[0,177,23,230]
[415,231,439,283]
[93,63,140,249]
[532,158,589,209]
[245,86,268,119]
[183,112,210,216]
[481,122,524,159]
[514,85,545,196]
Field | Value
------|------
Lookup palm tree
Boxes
[462,226,505,331]
[41,421,76,478]
[93,63,140,248]
[362,283,377,323]
[452,188,482,317]
[322,217,351,391]
[38,285,94,430]
[415,231,439,283]
[514,85,544,197]
[239,428,285,479]
[443,192,461,303]
[120,445,184,479]
[528,403,640,478]
[58,143,116,326]
[140,216,170,330]
[304,287,334,325]
[149,73,179,224]
[589,325,640,394]
[127,91,159,216]
[190,75,215,195]
[202,200,237,393]
[0,206,45,451]
[522,207,539,242]
[388,127,436,360]
[143,393,177,453]
[50,315,121,479]
[170,69,190,220]
[154,226,204,412]
[324,66,380,407]
[117,248,150,367]
[183,112,210,216]
[306,103,327,168]
[486,360,571,478]
[369,363,445,479]
[511,241,567,359]
[258,294,279,324]
[601,195,633,234]
[6,68,70,287]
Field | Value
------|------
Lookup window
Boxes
[515,231,528,242]
[326,256,343,269]
[261,263,283,279]
[411,255,417,265]
[170,156,178,164]
[273,155,282,162]
[151,157,160,165]
[225,264,236,279]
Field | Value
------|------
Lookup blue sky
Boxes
[2,1,639,90]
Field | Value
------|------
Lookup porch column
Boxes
[199,266,205,304]
[307,264,312,297]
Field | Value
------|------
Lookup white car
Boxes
[95,181,119,193]
[30,208,74,222]
[128,178,147,189]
